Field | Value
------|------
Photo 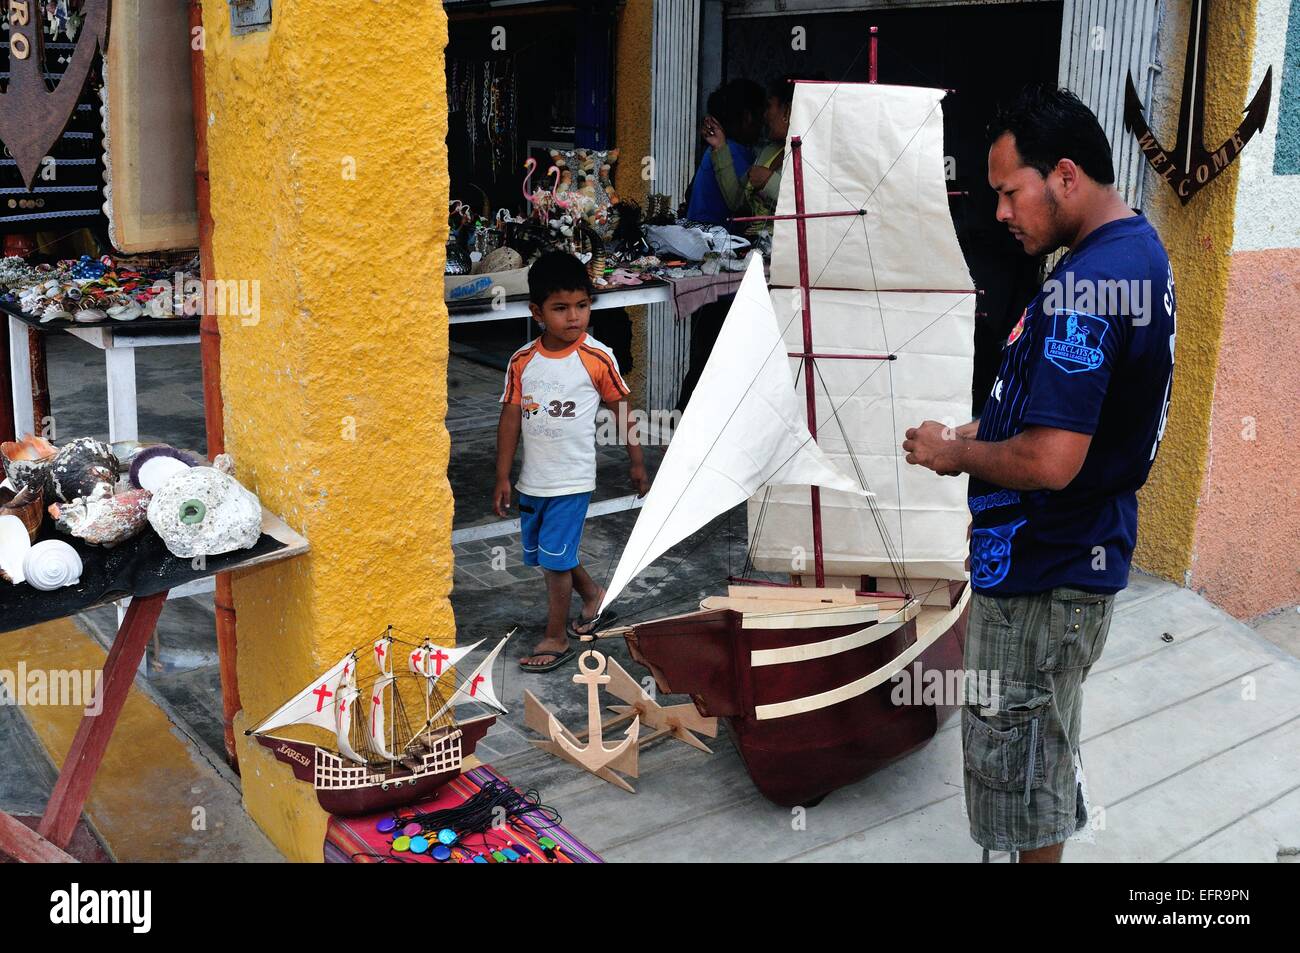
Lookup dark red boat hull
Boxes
[257,716,496,816]
[626,587,968,806]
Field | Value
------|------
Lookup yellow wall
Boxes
[1135,0,1257,584]
[200,0,453,861]
[615,0,654,404]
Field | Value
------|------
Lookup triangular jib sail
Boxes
[600,254,867,613]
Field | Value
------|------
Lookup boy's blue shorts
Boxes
[518,491,591,571]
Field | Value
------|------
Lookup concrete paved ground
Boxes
[2,331,1296,862]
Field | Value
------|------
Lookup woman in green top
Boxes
[706,75,795,227]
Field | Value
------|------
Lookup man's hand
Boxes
[903,420,964,475]
[629,462,650,497]
[492,478,512,518]
[702,115,726,150]
[747,166,773,189]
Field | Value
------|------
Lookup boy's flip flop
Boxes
[518,646,575,673]
[568,610,618,639]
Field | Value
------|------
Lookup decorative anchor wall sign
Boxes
[1125,0,1272,206]
[524,649,718,793]
[0,0,109,190]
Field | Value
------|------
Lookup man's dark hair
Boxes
[986,84,1115,185]
[528,251,594,305]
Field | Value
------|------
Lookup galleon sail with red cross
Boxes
[249,653,358,735]
[245,629,514,815]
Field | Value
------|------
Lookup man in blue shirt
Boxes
[903,86,1175,863]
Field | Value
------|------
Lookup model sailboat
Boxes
[247,630,513,815]
[597,81,974,806]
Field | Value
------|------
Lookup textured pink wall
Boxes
[1191,247,1300,618]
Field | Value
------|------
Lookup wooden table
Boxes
[3,304,201,445]
[0,508,307,862]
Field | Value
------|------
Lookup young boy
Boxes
[494,252,650,672]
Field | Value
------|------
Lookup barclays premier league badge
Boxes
[1044,309,1108,373]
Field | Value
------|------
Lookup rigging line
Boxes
[725,286,976,589]
[810,358,909,588]
[858,213,910,595]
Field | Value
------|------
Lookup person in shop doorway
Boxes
[495,252,650,673]
[676,78,766,413]
[902,85,1175,863]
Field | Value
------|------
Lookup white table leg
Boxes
[103,345,139,444]
[8,315,35,438]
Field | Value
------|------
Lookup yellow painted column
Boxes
[1135,0,1258,585]
[199,1,453,860]
[615,0,653,404]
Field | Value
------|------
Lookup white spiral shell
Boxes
[23,540,84,591]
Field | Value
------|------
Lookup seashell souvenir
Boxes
[0,484,45,541]
[471,246,524,276]
[127,445,200,492]
[106,300,143,321]
[23,539,83,591]
[41,302,72,323]
[48,437,120,503]
[1,433,57,494]
[0,514,32,584]
[74,307,108,324]
[50,487,152,547]
[147,466,262,559]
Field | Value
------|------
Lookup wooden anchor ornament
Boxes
[0,0,109,190]
[1125,0,1272,206]
[524,648,717,793]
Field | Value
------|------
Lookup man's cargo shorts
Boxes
[961,586,1115,852]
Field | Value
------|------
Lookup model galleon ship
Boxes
[247,631,511,815]
[598,81,974,806]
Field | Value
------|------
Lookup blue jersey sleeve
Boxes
[1021,304,1125,435]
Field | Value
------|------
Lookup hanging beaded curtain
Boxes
[447,54,520,180]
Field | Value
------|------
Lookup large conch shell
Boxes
[1,434,56,494]
[0,484,45,542]
[0,514,31,584]
[147,466,262,559]
[50,487,152,547]
[23,540,83,591]
[48,437,120,503]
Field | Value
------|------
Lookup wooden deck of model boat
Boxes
[623,583,969,806]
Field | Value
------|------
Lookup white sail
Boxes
[599,254,866,613]
[422,639,484,683]
[751,82,975,582]
[408,642,432,677]
[428,635,511,723]
[365,675,402,762]
[249,654,357,736]
[768,83,973,292]
[334,687,368,764]
[373,636,393,676]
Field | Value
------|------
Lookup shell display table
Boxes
[0,508,306,862]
